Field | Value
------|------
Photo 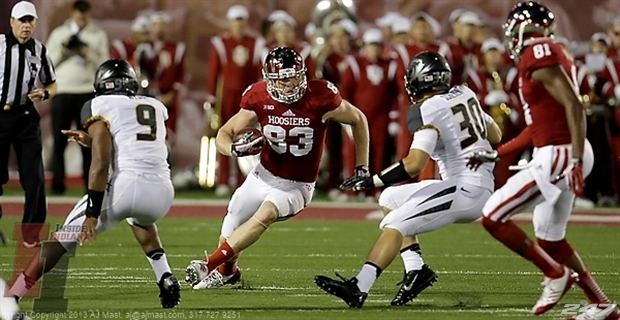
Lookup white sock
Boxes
[401,250,424,272]
[355,263,382,293]
[146,249,171,282]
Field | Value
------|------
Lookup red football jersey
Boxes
[518,38,576,147]
[240,80,343,182]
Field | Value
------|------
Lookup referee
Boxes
[0,1,57,246]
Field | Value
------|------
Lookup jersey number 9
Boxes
[136,104,157,141]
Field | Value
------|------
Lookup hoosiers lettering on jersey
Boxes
[240,80,342,182]
[267,115,311,126]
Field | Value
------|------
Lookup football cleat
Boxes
[391,264,438,306]
[185,253,211,287]
[568,303,618,320]
[193,267,241,290]
[314,273,368,308]
[157,272,180,308]
[532,266,576,315]
[0,278,19,320]
[0,230,5,246]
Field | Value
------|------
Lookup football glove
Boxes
[231,136,265,157]
[566,158,585,197]
[339,165,371,191]
[467,150,499,171]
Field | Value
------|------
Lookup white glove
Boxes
[387,121,400,136]
[484,90,509,106]
[614,84,620,100]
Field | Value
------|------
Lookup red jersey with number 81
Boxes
[240,79,342,182]
[518,38,577,147]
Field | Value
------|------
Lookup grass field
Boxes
[0,216,618,320]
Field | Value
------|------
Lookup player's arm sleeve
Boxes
[239,84,256,112]
[406,103,426,133]
[81,99,110,129]
[409,127,439,155]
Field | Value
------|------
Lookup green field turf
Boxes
[0,216,618,320]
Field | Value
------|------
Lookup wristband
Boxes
[373,160,411,187]
[85,189,105,219]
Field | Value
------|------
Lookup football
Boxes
[232,127,265,156]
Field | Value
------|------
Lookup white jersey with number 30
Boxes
[81,95,170,176]
[412,85,494,188]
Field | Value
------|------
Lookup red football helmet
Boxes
[262,47,307,104]
[503,1,555,58]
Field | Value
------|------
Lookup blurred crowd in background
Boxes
[1,0,620,208]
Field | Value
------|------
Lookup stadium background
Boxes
[0,0,618,173]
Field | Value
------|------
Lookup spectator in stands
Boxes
[441,10,483,85]
[340,29,399,198]
[110,15,150,69]
[322,19,357,200]
[269,10,315,77]
[606,16,620,60]
[46,0,108,194]
[207,5,265,195]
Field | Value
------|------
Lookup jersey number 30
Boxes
[451,98,487,149]
[136,104,157,141]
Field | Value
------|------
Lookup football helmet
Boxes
[503,1,555,58]
[405,51,451,103]
[263,47,307,104]
[94,59,139,95]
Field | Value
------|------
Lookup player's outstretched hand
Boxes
[566,158,585,197]
[339,165,372,191]
[79,217,98,245]
[467,150,499,171]
[62,129,91,147]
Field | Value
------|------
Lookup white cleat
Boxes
[192,268,241,290]
[570,304,618,320]
[532,266,577,315]
[0,278,19,320]
[185,251,212,288]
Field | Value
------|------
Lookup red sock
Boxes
[217,261,237,276]
[205,241,236,272]
[538,239,574,264]
[577,271,612,304]
[482,217,564,278]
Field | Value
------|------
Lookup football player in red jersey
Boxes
[469,2,618,319]
[184,47,369,289]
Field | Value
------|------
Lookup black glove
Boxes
[339,165,372,191]
[466,150,499,171]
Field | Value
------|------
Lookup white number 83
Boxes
[263,125,314,156]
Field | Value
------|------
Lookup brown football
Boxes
[233,127,264,146]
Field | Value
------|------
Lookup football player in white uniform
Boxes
[315,51,502,308]
[6,60,180,310]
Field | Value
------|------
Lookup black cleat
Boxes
[390,264,438,306]
[314,273,368,308]
[0,230,6,246]
[158,272,181,308]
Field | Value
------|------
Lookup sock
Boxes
[576,271,612,304]
[8,272,36,298]
[146,248,172,282]
[400,243,424,272]
[217,260,237,276]
[538,239,574,265]
[482,217,564,278]
[206,241,236,272]
[355,262,383,293]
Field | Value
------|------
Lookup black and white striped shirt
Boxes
[0,32,56,107]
